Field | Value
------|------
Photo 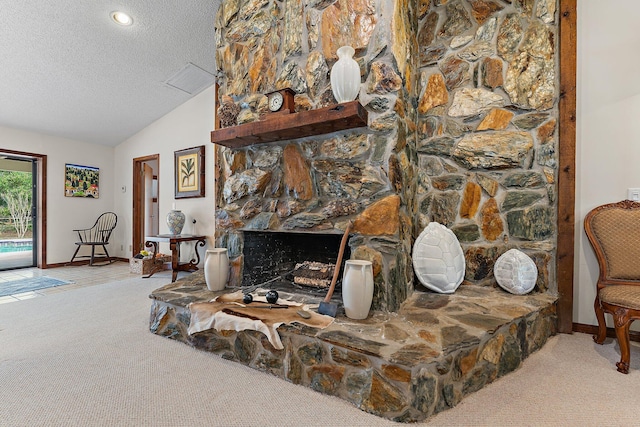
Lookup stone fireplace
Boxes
[216,143,412,311]
[214,0,558,308]
[149,0,561,422]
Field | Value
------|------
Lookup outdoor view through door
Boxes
[0,155,37,270]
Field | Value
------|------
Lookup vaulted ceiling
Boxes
[0,1,221,146]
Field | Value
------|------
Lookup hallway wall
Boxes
[113,86,216,261]
[575,0,640,329]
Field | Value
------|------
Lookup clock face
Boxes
[269,92,284,111]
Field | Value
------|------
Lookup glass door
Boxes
[0,155,36,270]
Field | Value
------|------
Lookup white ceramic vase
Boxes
[330,46,360,103]
[204,248,229,291]
[166,210,185,235]
[341,260,374,319]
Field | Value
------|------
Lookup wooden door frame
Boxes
[0,148,47,268]
[132,154,159,256]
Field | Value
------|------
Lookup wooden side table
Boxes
[143,234,206,282]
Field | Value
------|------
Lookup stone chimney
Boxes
[213,0,559,312]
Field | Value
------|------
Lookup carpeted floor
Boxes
[0,275,638,426]
[0,276,70,297]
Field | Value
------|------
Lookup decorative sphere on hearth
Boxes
[243,293,253,304]
[266,290,279,304]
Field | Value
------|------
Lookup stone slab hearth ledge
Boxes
[149,271,557,423]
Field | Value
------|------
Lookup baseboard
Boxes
[573,322,640,343]
[44,258,128,269]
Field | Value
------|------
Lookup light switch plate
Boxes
[627,188,640,201]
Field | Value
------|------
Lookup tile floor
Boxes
[0,261,138,304]
[0,249,34,270]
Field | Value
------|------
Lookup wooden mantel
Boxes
[210,101,368,149]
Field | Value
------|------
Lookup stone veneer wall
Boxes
[214,0,560,310]
[214,0,419,312]
[415,0,559,294]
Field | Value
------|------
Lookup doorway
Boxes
[0,150,46,270]
[132,154,160,256]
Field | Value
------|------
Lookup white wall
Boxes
[0,125,115,265]
[0,86,215,267]
[575,0,640,327]
[113,86,216,263]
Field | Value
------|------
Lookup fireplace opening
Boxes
[242,231,350,298]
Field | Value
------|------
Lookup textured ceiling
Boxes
[0,0,220,146]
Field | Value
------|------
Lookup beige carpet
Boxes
[1,276,638,426]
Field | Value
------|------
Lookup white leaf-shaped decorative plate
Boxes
[494,249,538,295]
[412,222,465,294]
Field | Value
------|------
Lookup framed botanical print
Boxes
[174,146,205,198]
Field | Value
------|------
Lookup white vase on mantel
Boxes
[204,248,229,292]
[341,260,374,319]
[330,46,361,103]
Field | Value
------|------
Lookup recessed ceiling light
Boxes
[110,11,133,26]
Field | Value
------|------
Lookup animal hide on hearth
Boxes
[187,290,333,349]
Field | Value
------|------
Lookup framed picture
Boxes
[174,146,205,199]
[65,164,99,198]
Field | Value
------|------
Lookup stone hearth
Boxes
[185,0,562,421]
[149,272,557,423]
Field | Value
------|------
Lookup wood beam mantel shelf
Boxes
[211,101,368,149]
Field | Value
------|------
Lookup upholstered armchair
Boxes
[584,200,640,373]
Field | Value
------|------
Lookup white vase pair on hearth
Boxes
[342,260,374,319]
[204,248,229,292]
[203,248,373,317]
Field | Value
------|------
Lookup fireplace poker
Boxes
[243,305,288,309]
[244,300,289,309]
[225,300,289,309]
[317,221,352,317]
